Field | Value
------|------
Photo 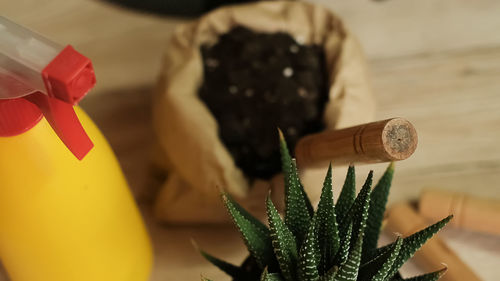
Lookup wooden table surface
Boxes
[1,0,500,280]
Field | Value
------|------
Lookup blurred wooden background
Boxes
[1,0,500,280]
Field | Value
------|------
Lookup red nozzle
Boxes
[42,45,96,105]
[0,45,96,160]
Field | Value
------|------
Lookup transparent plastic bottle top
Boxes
[0,15,96,159]
[0,16,62,99]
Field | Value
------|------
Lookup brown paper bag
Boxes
[153,1,375,224]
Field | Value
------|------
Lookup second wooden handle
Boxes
[386,203,481,281]
[295,118,418,167]
[420,189,500,236]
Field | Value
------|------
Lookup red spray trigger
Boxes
[36,45,95,160]
[0,45,96,160]
[26,93,94,160]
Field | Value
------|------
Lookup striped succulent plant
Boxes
[199,133,451,281]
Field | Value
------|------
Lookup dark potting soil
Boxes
[199,26,329,180]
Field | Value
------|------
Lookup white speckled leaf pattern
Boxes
[200,138,451,281]
[370,237,402,281]
[266,196,299,281]
[335,166,356,222]
[364,163,394,257]
[350,172,372,248]
[298,215,320,281]
[385,216,453,279]
[279,133,313,245]
[261,268,286,281]
[333,232,364,281]
[390,268,447,281]
[315,164,340,275]
[222,193,277,269]
[358,237,400,280]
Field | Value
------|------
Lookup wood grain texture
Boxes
[295,118,417,167]
[1,0,499,280]
[420,189,500,236]
[386,203,482,281]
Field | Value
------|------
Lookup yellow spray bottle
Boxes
[0,16,152,281]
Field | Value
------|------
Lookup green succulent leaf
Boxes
[385,215,453,279]
[369,237,402,281]
[315,164,340,275]
[335,166,356,222]
[358,236,401,281]
[338,171,372,250]
[332,231,364,281]
[298,215,320,281]
[279,130,314,245]
[199,249,244,279]
[391,268,447,281]
[266,195,299,281]
[222,192,277,270]
[333,222,352,267]
[200,138,452,281]
[201,276,213,281]
[232,194,272,236]
[364,163,394,257]
[319,265,339,281]
[261,268,285,281]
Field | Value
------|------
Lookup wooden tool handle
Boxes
[295,118,418,167]
[386,203,481,281]
[420,189,500,236]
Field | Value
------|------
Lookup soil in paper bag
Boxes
[199,26,329,180]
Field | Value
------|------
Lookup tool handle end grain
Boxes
[295,118,418,167]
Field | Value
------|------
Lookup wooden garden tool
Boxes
[295,117,418,167]
[386,202,482,281]
[420,189,500,236]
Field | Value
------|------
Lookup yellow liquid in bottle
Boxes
[0,107,152,281]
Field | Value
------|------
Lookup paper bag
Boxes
[153,1,375,224]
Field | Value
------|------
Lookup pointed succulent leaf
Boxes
[391,268,447,281]
[364,163,395,256]
[266,195,299,281]
[201,276,213,281]
[222,192,277,270]
[231,192,271,236]
[369,237,402,281]
[385,215,453,279]
[279,129,313,216]
[278,129,294,190]
[279,130,313,245]
[352,172,372,247]
[298,215,320,281]
[335,166,356,222]
[261,268,285,281]
[333,222,352,267]
[199,249,245,279]
[338,171,372,249]
[332,232,364,281]
[358,236,401,281]
[359,237,395,266]
[315,164,340,275]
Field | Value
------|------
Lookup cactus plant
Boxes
[199,132,451,281]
